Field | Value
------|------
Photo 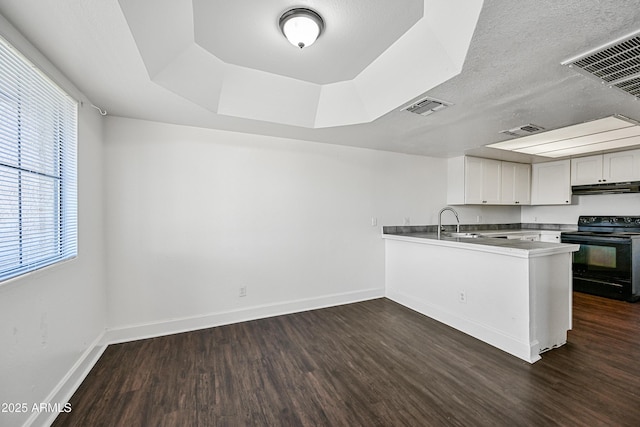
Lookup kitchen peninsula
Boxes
[382,227,579,363]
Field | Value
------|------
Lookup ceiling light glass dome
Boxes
[279,8,324,49]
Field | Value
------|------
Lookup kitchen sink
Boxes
[444,232,482,238]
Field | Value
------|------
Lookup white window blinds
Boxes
[0,36,77,282]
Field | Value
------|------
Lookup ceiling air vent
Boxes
[402,96,451,116]
[499,124,545,137]
[562,29,640,98]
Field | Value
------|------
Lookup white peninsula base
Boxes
[383,235,579,363]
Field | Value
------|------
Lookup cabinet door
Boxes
[603,149,640,183]
[531,160,571,205]
[481,159,502,204]
[539,231,561,243]
[571,155,603,185]
[464,157,484,204]
[464,157,501,204]
[501,162,531,205]
[514,163,531,204]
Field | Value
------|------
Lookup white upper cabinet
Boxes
[603,149,640,183]
[447,157,529,205]
[531,160,571,205]
[571,149,640,185]
[571,155,603,185]
[464,157,501,204]
[501,161,531,205]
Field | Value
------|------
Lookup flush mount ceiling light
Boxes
[487,116,640,158]
[279,8,324,49]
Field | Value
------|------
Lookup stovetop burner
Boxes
[572,216,640,234]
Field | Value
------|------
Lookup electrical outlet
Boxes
[239,286,247,297]
[458,290,467,304]
[371,217,378,226]
[403,217,411,225]
[476,215,482,223]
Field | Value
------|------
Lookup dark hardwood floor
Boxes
[53,292,640,426]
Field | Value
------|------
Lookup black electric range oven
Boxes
[561,216,640,302]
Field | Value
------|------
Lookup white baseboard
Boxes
[103,288,384,345]
[386,288,538,363]
[25,332,108,427]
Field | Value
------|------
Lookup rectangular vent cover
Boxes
[500,124,545,137]
[562,29,640,98]
[403,96,451,116]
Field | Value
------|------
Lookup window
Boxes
[0,36,77,282]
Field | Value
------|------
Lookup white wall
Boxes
[0,15,106,427]
[522,193,640,224]
[103,117,432,334]
[103,117,520,338]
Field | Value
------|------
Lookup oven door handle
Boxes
[561,235,632,245]
[574,276,626,288]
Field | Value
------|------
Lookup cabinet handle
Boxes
[482,201,487,204]
[602,179,607,182]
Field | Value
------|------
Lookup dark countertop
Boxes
[382,223,577,235]
[381,230,579,258]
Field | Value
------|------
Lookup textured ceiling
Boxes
[0,0,639,160]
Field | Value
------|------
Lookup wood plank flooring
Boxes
[53,292,640,426]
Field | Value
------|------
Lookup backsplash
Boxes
[382,223,576,234]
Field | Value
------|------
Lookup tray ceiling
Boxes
[118,0,482,128]
[1,0,640,159]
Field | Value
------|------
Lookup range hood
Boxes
[572,181,640,195]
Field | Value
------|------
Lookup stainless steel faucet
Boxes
[438,207,460,239]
